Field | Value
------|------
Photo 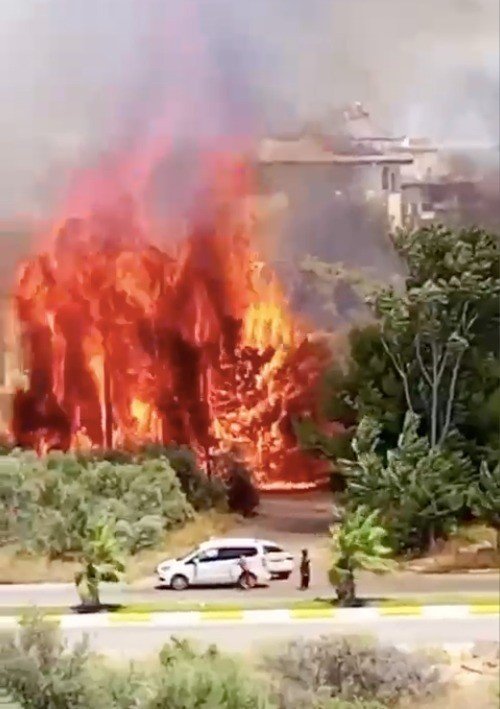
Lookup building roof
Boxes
[258,137,413,165]
[343,102,403,142]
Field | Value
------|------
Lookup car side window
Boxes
[239,546,258,557]
[264,545,283,554]
[217,548,241,561]
[196,548,218,563]
[217,547,258,560]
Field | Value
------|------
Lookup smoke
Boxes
[0,0,497,218]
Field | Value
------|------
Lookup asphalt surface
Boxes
[59,617,499,658]
[1,571,499,608]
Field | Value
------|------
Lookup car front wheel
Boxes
[170,574,189,591]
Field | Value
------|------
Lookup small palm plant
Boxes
[75,519,125,609]
[329,506,395,606]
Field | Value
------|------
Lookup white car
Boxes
[156,537,294,590]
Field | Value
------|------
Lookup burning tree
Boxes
[11,156,332,488]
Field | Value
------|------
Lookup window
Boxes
[264,545,283,554]
[381,166,389,190]
[217,548,242,561]
[196,548,218,563]
[390,172,396,192]
[217,546,258,560]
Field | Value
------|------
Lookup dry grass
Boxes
[0,510,238,585]
[414,677,499,709]
[406,524,500,573]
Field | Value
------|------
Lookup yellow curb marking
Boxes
[290,608,336,619]
[201,610,244,621]
[469,604,500,615]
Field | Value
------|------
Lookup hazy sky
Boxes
[0,0,498,217]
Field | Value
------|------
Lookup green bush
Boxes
[75,444,228,512]
[1,452,194,557]
[151,637,271,708]
[268,636,441,707]
[226,462,260,517]
[0,614,272,709]
[0,611,98,709]
[158,446,228,512]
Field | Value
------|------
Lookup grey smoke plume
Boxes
[0,0,497,217]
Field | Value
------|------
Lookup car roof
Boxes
[199,537,283,549]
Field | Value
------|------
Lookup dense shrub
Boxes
[158,446,228,512]
[152,637,271,708]
[268,636,441,707]
[75,444,228,512]
[226,462,260,517]
[0,611,98,709]
[0,614,271,709]
[0,452,193,557]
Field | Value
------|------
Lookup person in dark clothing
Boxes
[299,548,310,590]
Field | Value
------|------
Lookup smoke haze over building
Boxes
[0,0,498,218]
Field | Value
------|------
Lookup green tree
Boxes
[469,460,500,550]
[343,412,475,551]
[75,520,125,608]
[371,225,499,448]
[328,506,395,605]
[303,226,499,455]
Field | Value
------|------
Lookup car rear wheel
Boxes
[170,574,189,591]
[238,572,257,589]
[274,572,291,580]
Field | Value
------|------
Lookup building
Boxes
[256,133,414,238]
[342,102,405,154]
[401,178,481,230]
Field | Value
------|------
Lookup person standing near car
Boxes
[238,555,252,589]
[299,548,310,590]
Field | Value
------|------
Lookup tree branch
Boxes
[415,334,432,386]
[439,349,465,445]
[381,336,414,412]
[429,342,439,446]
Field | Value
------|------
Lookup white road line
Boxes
[421,605,470,619]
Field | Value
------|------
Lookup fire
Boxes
[11,154,331,488]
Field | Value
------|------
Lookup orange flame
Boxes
[12,155,331,487]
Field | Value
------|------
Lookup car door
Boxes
[215,547,244,584]
[190,548,221,585]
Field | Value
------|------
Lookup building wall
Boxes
[256,161,402,278]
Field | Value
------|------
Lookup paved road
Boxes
[59,617,499,659]
[2,493,498,607]
[1,571,498,608]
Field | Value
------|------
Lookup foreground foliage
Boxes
[0,613,452,708]
[329,507,395,604]
[0,612,271,709]
[74,520,125,607]
[268,636,441,707]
